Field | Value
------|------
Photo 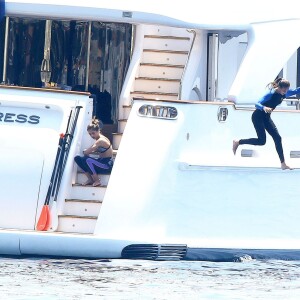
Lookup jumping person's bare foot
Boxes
[281,162,293,170]
[232,140,239,155]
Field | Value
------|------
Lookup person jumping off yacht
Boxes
[232,78,300,170]
[74,117,113,186]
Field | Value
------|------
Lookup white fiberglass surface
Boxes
[96,101,300,249]
[0,146,43,230]
[229,19,300,103]
[0,103,63,229]
[5,0,300,26]
[165,166,300,248]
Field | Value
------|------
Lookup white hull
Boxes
[95,100,300,255]
[0,93,299,261]
[0,229,128,258]
[1,228,300,262]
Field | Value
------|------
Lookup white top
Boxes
[5,0,300,29]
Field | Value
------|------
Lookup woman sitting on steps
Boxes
[74,117,114,187]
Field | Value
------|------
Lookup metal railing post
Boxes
[85,21,92,92]
[2,17,9,83]
[179,29,196,99]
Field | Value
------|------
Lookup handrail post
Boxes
[2,17,9,83]
[179,29,196,100]
[85,21,92,92]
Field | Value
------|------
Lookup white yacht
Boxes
[0,0,300,261]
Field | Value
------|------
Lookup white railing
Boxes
[179,29,196,99]
[284,97,300,110]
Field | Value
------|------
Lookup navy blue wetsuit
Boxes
[74,155,113,174]
[239,88,300,163]
[74,141,113,174]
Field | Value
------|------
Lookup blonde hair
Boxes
[267,77,290,90]
[87,117,102,132]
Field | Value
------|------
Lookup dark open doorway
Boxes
[1,18,132,129]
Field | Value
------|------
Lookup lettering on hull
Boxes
[0,112,40,125]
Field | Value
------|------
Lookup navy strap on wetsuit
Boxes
[239,88,300,163]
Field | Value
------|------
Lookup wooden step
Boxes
[64,199,102,217]
[132,97,180,102]
[136,77,180,82]
[59,215,97,219]
[112,133,122,150]
[70,184,107,201]
[57,215,97,234]
[65,199,103,203]
[140,63,185,68]
[131,93,178,101]
[131,91,178,96]
[122,105,132,119]
[131,94,178,101]
[143,49,189,54]
[134,78,180,94]
[139,64,183,80]
[142,50,189,65]
[143,37,191,52]
[118,119,127,133]
[144,35,190,41]
[72,183,107,188]
[76,173,110,186]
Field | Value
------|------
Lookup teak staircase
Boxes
[57,173,109,234]
[54,26,194,234]
[113,26,194,150]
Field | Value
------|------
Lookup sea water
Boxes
[1,257,300,299]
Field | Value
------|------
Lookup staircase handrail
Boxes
[52,105,82,202]
[179,29,196,99]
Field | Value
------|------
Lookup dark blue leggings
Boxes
[239,109,284,163]
[74,155,113,174]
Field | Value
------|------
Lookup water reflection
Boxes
[0,258,300,299]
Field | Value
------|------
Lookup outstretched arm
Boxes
[286,87,300,97]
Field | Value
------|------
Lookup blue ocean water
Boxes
[1,257,300,299]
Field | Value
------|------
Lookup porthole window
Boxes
[138,105,178,120]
